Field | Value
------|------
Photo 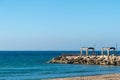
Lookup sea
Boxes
[0,51,120,80]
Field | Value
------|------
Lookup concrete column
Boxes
[107,49,110,56]
[92,49,94,55]
[80,48,82,56]
[101,48,104,55]
[107,49,110,59]
[86,49,88,56]
[114,49,116,55]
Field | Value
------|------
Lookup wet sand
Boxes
[49,73,120,80]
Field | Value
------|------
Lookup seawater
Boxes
[0,51,120,80]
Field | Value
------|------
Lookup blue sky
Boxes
[0,0,120,50]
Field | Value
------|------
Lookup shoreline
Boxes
[49,73,120,80]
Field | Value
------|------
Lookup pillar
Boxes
[80,48,82,56]
[114,49,116,56]
[101,48,104,55]
[92,49,94,55]
[86,49,88,56]
[107,49,110,60]
[107,49,110,56]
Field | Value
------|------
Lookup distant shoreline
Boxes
[49,73,120,80]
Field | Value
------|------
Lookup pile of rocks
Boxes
[48,55,120,65]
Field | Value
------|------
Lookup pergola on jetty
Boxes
[49,46,120,65]
[80,47,116,56]
[101,47,116,56]
[80,47,95,56]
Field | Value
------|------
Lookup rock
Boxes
[48,55,120,66]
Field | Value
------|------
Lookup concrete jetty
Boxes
[48,47,120,66]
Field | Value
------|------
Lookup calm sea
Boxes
[0,51,120,80]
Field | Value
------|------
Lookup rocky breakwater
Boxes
[48,55,120,65]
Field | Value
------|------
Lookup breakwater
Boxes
[48,55,120,65]
[48,47,120,65]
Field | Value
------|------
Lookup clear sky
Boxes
[0,0,120,50]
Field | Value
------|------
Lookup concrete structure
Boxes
[101,47,116,56]
[80,47,94,56]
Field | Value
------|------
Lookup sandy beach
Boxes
[50,73,120,80]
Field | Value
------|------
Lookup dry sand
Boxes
[49,74,120,80]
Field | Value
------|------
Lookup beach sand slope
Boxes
[49,74,120,80]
